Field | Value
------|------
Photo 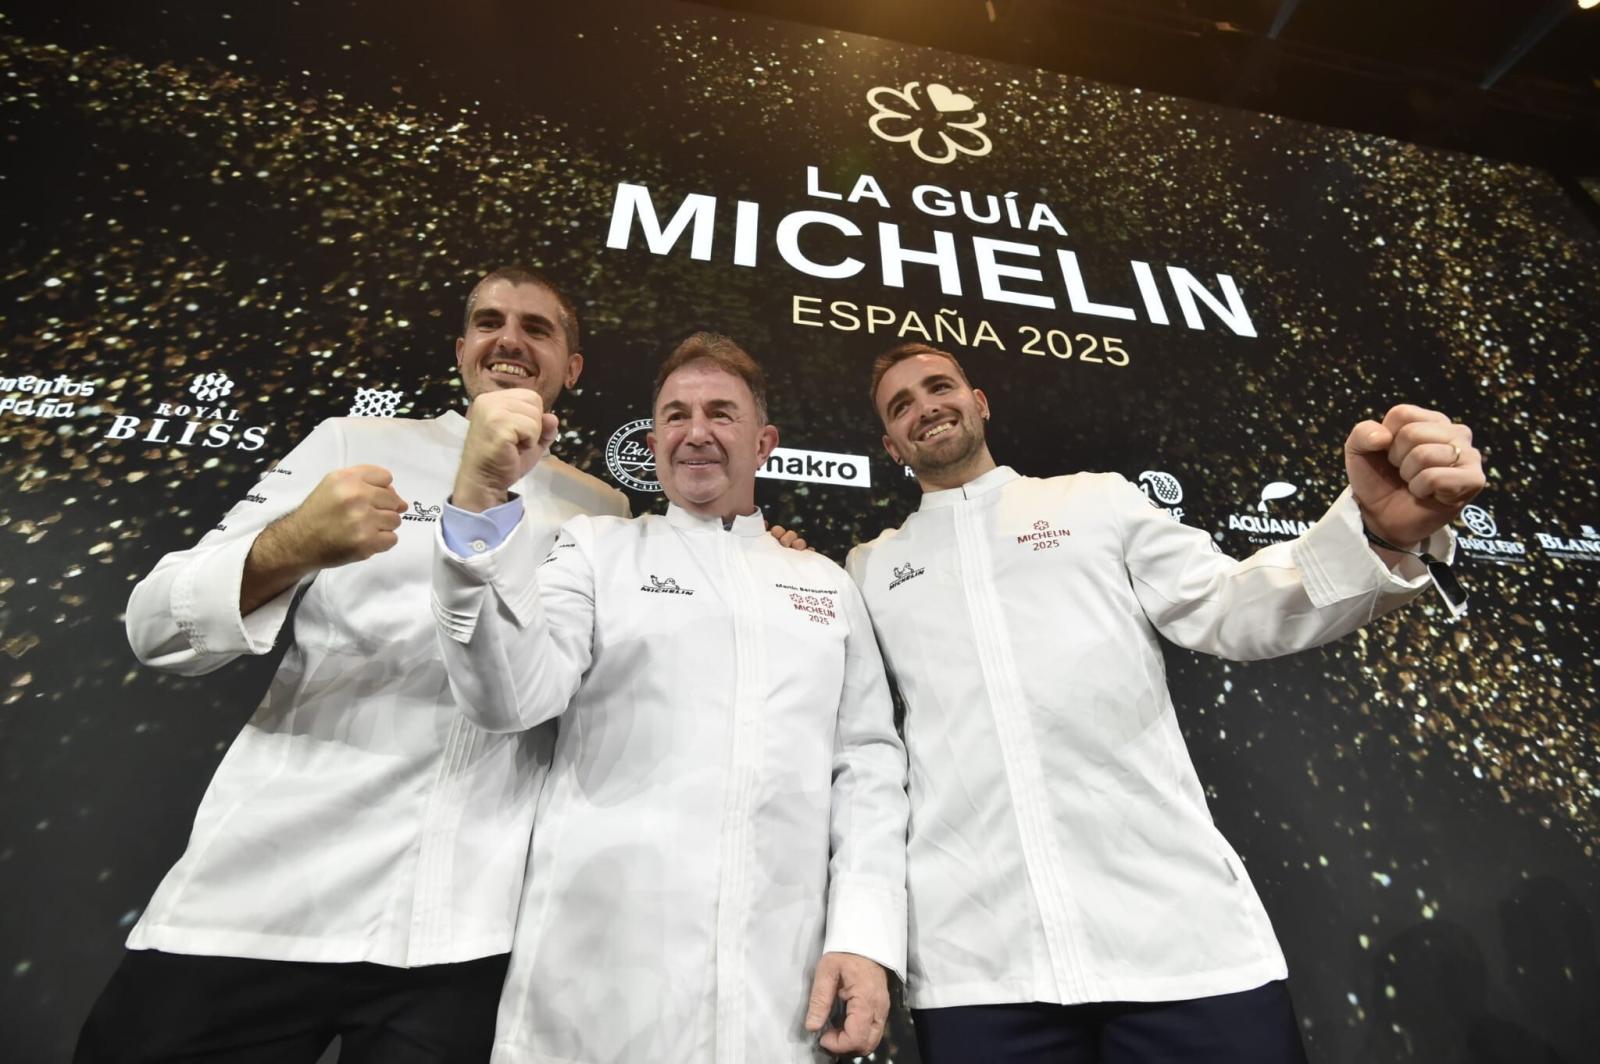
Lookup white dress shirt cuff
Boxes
[821,873,908,982]
[172,532,295,656]
[1291,488,1455,608]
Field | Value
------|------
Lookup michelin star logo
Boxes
[866,81,993,165]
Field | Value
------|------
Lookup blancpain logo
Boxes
[1456,504,1526,564]
[101,370,269,452]
[606,418,659,493]
[1138,470,1185,522]
[1225,480,1311,543]
[642,574,694,595]
[888,561,926,590]
[1535,523,1600,561]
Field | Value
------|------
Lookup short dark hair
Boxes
[461,266,580,353]
[870,342,971,409]
[652,332,769,425]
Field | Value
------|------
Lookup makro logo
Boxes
[1456,504,1526,564]
[0,373,97,419]
[101,369,269,451]
[1535,522,1600,562]
[1138,470,1185,522]
[1224,479,1312,543]
[605,418,658,492]
[866,82,993,165]
[757,447,872,489]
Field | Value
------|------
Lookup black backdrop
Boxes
[2,2,1598,1061]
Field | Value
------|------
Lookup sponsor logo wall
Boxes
[2,2,1596,1062]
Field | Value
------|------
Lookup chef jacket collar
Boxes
[917,465,1020,512]
[666,503,769,537]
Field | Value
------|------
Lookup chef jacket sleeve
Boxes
[1113,475,1455,661]
[432,513,596,734]
[820,579,910,980]
[124,419,344,676]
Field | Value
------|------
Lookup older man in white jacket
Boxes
[83,269,628,1064]
[432,333,909,1064]
[843,343,1485,1064]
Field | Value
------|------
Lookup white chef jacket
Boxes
[432,504,909,1064]
[123,411,627,967]
[845,465,1453,1009]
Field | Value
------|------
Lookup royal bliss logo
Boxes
[1534,523,1600,562]
[1225,480,1312,544]
[101,370,269,451]
[777,583,838,626]
[642,574,694,595]
[888,561,926,590]
[1017,518,1071,551]
[1456,504,1527,565]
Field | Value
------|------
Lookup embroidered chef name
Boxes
[775,582,838,625]
[1017,518,1071,550]
[642,574,695,595]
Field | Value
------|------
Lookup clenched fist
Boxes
[241,465,407,614]
[1345,404,1486,548]
[453,388,559,512]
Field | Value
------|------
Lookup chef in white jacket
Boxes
[843,342,1485,1063]
[432,332,909,1064]
[81,268,628,1064]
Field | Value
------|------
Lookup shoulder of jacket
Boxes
[544,456,629,514]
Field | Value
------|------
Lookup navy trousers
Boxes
[74,949,508,1064]
[913,980,1310,1064]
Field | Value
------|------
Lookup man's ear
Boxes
[882,434,902,465]
[455,335,466,369]
[756,423,780,465]
[564,351,585,389]
[974,388,990,420]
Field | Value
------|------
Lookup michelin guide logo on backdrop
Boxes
[101,370,269,451]
[605,419,871,494]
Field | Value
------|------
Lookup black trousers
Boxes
[912,980,1310,1064]
[74,949,509,1064]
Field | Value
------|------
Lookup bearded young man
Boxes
[843,341,1485,1063]
[80,268,628,1064]
[431,332,908,1063]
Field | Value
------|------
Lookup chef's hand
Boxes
[768,523,812,552]
[241,465,406,613]
[453,388,558,512]
[804,951,889,1056]
[1345,404,1485,550]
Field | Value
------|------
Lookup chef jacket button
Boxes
[470,539,488,553]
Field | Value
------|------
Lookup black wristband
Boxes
[1363,525,1468,617]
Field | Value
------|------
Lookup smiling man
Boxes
[845,342,1485,1064]
[432,332,909,1063]
[81,268,627,1064]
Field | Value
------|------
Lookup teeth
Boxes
[923,423,953,440]
[489,362,528,377]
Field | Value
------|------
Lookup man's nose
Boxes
[685,413,713,443]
